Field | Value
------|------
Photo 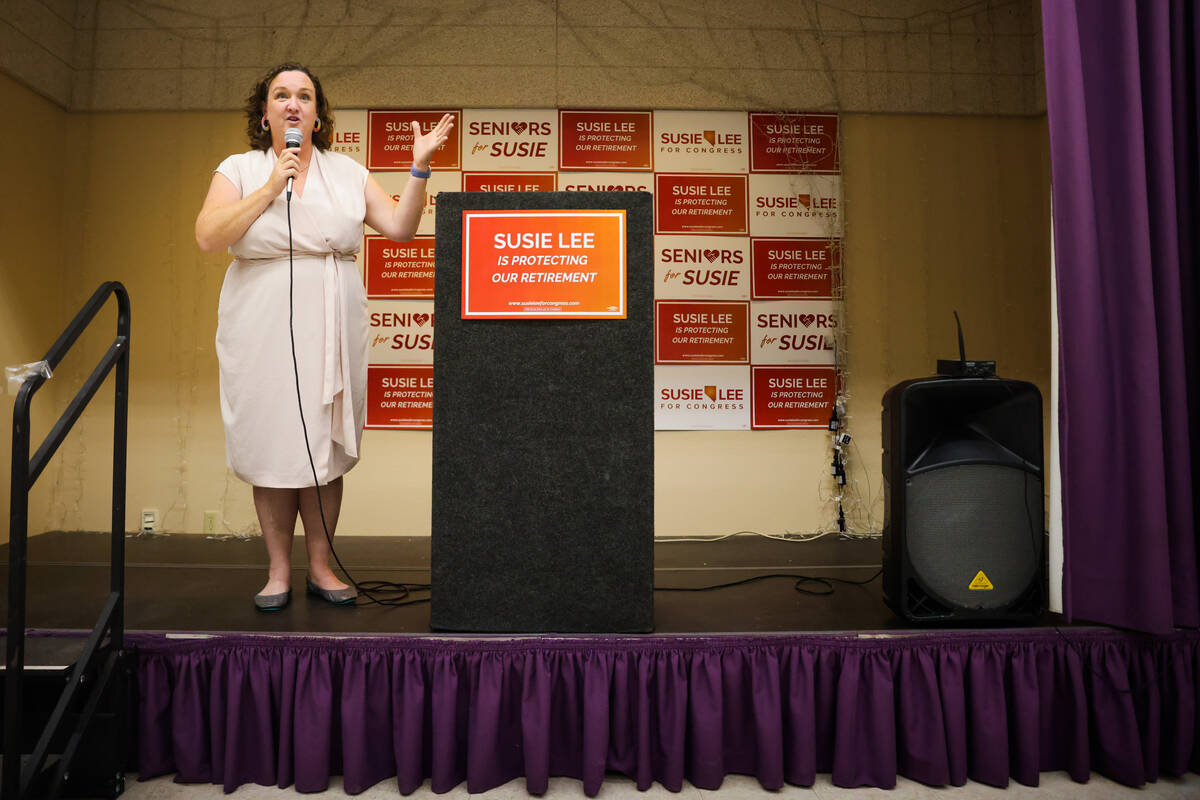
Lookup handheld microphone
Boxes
[284,127,302,199]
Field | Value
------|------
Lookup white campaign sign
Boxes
[749,174,843,238]
[653,110,749,174]
[461,109,559,172]
[558,172,654,194]
[372,171,462,237]
[750,299,837,365]
[654,235,750,301]
[330,109,367,165]
[654,365,751,430]
[367,299,435,365]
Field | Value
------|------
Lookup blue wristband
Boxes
[410,164,432,179]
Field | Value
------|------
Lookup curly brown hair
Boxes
[243,62,334,151]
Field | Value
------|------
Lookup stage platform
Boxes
[2,529,1050,634]
[7,531,1197,796]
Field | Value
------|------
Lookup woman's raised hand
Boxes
[411,113,455,171]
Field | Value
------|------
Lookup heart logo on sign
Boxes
[799,314,816,327]
[703,249,720,263]
[510,122,528,135]
[413,314,431,327]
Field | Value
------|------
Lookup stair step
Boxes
[0,635,86,673]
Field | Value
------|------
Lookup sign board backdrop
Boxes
[333,109,841,430]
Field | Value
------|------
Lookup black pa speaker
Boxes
[881,377,1045,622]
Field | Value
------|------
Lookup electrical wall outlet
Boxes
[140,508,158,533]
[203,511,219,535]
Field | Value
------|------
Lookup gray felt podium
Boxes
[430,192,654,633]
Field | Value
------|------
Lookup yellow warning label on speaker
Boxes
[969,571,994,591]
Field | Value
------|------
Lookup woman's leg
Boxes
[299,477,351,590]
[253,486,300,596]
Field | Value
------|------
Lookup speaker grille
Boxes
[906,464,1042,610]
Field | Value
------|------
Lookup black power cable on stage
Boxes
[655,568,883,597]
[287,191,430,608]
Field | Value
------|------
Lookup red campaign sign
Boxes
[655,174,748,235]
[751,366,837,429]
[367,110,461,170]
[364,235,435,299]
[749,113,839,173]
[751,238,838,299]
[462,172,557,192]
[366,365,433,429]
[655,301,749,364]
[559,110,653,171]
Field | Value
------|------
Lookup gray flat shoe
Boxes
[254,588,291,611]
[306,575,357,605]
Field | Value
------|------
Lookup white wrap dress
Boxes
[215,148,369,487]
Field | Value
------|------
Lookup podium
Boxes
[430,192,654,632]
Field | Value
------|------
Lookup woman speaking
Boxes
[195,63,452,610]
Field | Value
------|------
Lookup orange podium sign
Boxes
[461,209,627,319]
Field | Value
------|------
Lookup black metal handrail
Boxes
[5,281,130,800]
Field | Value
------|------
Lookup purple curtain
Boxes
[1043,0,1199,632]
[131,630,1200,794]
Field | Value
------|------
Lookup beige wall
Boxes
[9,93,1049,539]
[0,72,68,545]
[0,0,1051,540]
[842,113,1051,536]
[4,1,1044,116]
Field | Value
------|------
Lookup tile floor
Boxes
[123,770,1200,799]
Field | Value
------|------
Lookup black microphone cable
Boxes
[286,182,430,607]
[655,569,882,596]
